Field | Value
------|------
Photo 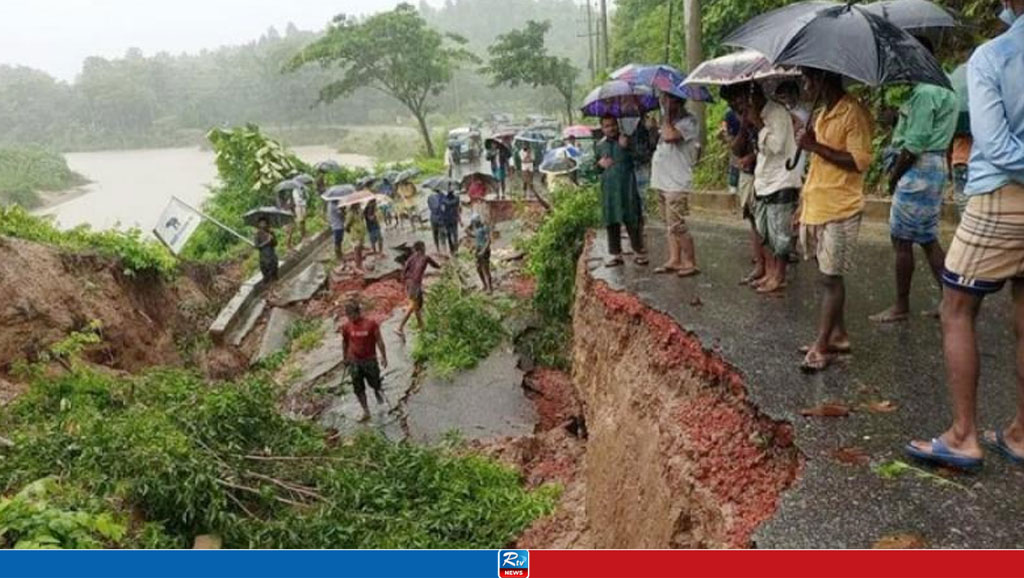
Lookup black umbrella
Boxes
[421,176,461,192]
[723,1,951,89]
[243,207,294,228]
[460,172,498,189]
[862,0,957,32]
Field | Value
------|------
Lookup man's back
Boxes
[427,193,444,224]
[965,18,1024,194]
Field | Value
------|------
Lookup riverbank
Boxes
[0,148,89,209]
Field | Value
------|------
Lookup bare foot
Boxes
[756,278,786,293]
[870,307,910,324]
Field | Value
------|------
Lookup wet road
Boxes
[589,216,1024,548]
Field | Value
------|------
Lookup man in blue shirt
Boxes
[427,189,445,255]
[908,5,1024,471]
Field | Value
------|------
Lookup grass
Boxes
[0,148,87,209]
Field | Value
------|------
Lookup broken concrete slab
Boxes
[229,299,267,348]
[363,259,402,284]
[253,308,300,365]
[291,318,343,389]
[277,262,328,306]
[405,346,536,444]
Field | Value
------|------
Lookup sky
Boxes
[0,0,441,81]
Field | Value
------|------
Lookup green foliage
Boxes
[694,99,730,190]
[0,478,131,549]
[288,3,478,157]
[412,267,506,378]
[485,20,580,122]
[287,318,326,353]
[0,205,176,279]
[0,148,85,208]
[516,321,572,371]
[525,181,601,322]
[0,364,556,548]
[183,126,313,262]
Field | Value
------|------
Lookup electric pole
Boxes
[664,0,674,64]
[577,1,598,84]
[683,0,705,146]
[599,0,610,74]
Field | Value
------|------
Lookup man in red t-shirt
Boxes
[340,301,388,422]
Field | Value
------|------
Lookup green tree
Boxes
[485,21,580,122]
[287,4,476,157]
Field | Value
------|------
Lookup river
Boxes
[37,146,374,232]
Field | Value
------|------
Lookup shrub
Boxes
[0,148,86,208]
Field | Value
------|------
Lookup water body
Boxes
[38,146,373,232]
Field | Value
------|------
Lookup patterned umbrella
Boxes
[562,125,598,139]
[683,50,800,87]
[321,185,375,208]
[611,64,714,102]
[580,80,659,118]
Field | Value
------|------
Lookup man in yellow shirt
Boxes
[796,69,874,372]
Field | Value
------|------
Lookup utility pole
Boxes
[586,1,596,83]
[664,0,674,64]
[599,0,610,74]
[683,0,705,147]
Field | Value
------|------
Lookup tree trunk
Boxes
[412,109,435,158]
[683,0,706,149]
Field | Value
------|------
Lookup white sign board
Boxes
[153,197,203,255]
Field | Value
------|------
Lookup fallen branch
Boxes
[215,478,307,508]
[242,471,326,502]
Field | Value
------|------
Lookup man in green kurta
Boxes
[597,117,647,267]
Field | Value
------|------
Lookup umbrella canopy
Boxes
[378,170,400,184]
[421,176,461,192]
[485,137,512,153]
[243,207,294,228]
[292,173,315,186]
[460,172,498,189]
[539,147,581,176]
[562,125,598,139]
[321,185,375,208]
[580,80,659,118]
[314,160,341,173]
[356,175,379,190]
[861,0,957,32]
[514,129,551,145]
[723,1,951,89]
[610,64,714,102]
[273,179,303,194]
[683,50,800,86]
[395,168,420,184]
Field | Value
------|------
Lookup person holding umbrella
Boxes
[651,92,701,277]
[796,68,874,372]
[597,116,647,267]
[327,199,347,262]
[871,37,958,324]
[908,3,1024,471]
[254,217,280,284]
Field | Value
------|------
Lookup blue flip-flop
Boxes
[982,431,1024,467]
[905,437,983,472]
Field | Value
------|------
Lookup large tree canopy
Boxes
[287,3,476,157]
[485,21,580,122]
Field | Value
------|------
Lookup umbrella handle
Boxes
[786,149,803,172]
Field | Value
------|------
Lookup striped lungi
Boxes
[943,182,1024,295]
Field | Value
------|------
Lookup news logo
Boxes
[498,549,529,578]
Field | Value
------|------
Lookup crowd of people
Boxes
[591,4,1024,471]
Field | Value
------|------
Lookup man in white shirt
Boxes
[651,93,701,277]
[749,84,803,294]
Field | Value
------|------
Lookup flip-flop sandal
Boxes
[799,350,834,373]
[654,266,681,274]
[635,257,650,266]
[982,431,1024,466]
[869,311,910,324]
[905,438,983,472]
[677,268,701,278]
[799,344,852,355]
[604,258,625,268]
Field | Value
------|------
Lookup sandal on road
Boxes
[799,350,834,373]
[604,257,625,268]
[905,438,983,472]
[634,256,650,266]
[677,268,701,278]
[982,431,1024,467]
[654,265,681,274]
[799,343,852,355]
[869,309,910,324]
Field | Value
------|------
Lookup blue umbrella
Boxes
[611,64,714,102]
[580,80,659,118]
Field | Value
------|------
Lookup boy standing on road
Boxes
[397,241,441,339]
[340,301,388,423]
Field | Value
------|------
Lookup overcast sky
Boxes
[1,0,443,81]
